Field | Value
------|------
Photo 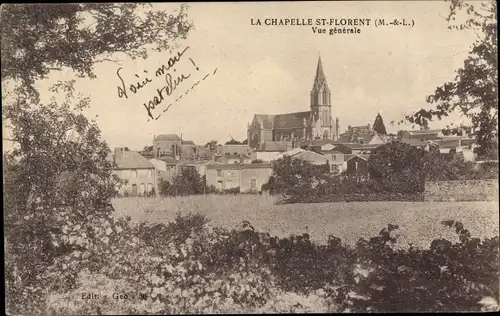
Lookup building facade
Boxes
[247,57,340,149]
[109,148,157,196]
[153,134,183,158]
[205,163,273,192]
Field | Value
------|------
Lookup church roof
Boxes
[312,56,329,91]
[155,134,181,141]
[254,114,276,129]
[274,111,311,129]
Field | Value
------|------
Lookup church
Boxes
[247,56,340,149]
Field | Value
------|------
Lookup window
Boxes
[131,184,137,196]
[140,183,145,195]
[332,155,337,161]
[131,169,137,178]
[250,179,257,189]
[216,169,222,177]
[148,169,152,177]
[147,183,153,193]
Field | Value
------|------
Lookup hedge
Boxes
[6,213,499,314]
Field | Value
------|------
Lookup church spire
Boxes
[313,55,328,89]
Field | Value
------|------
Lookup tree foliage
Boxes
[373,113,387,135]
[2,3,194,314]
[406,0,498,159]
[3,81,124,314]
[159,168,207,196]
[1,3,193,97]
[269,155,330,196]
[225,138,243,145]
[367,141,428,193]
[205,140,218,151]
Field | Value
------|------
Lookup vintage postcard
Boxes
[2,1,499,314]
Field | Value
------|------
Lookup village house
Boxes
[205,163,273,192]
[400,138,439,151]
[108,148,156,196]
[332,143,381,155]
[153,134,183,159]
[337,124,373,144]
[214,154,253,164]
[398,129,444,141]
[254,141,293,161]
[217,144,255,157]
[345,154,370,176]
[322,149,345,174]
[436,136,477,162]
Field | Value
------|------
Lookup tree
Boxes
[373,113,387,135]
[367,141,428,193]
[269,155,329,197]
[205,140,218,151]
[4,82,124,314]
[161,168,206,196]
[406,0,498,159]
[2,4,194,314]
[1,4,193,98]
[225,138,242,145]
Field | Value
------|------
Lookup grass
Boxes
[112,194,499,249]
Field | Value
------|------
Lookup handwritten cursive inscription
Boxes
[117,69,153,99]
[154,46,190,77]
[143,72,192,120]
[115,46,217,121]
[161,68,218,117]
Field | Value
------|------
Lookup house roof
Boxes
[111,149,154,169]
[437,139,462,148]
[345,154,370,162]
[337,143,380,150]
[401,138,429,147]
[182,140,195,145]
[215,154,251,160]
[159,156,177,164]
[254,114,276,129]
[257,141,291,152]
[270,148,305,160]
[293,150,330,164]
[155,134,182,141]
[410,129,442,135]
[206,163,272,170]
[310,139,334,146]
[217,144,254,155]
[273,111,311,129]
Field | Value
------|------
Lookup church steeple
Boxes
[310,55,331,107]
[313,55,328,90]
[310,55,333,140]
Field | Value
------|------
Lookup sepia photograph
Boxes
[2,1,499,314]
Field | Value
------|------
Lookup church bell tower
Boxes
[310,56,333,140]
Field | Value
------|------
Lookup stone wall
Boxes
[424,180,499,202]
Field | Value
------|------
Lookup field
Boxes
[112,194,499,249]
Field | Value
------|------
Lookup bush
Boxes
[39,213,499,314]
[159,168,207,196]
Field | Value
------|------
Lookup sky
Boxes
[7,1,481,151]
